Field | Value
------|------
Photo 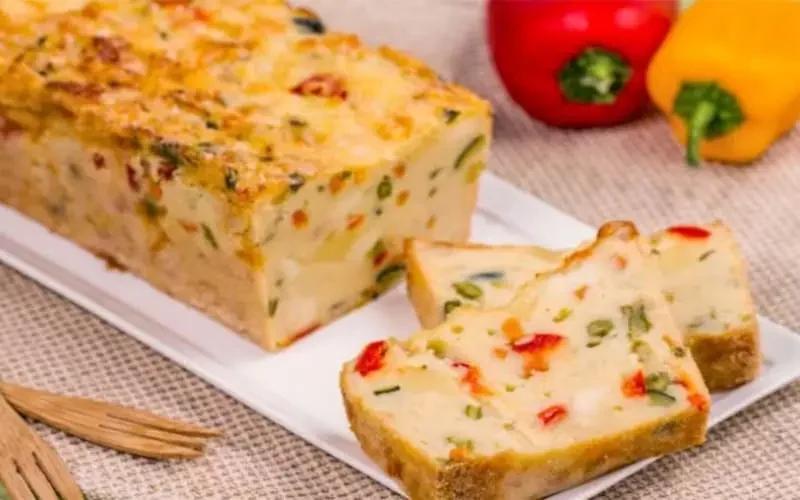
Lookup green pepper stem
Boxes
[686,101,716,167]
[559,48,631,105]
[672,82,745,167]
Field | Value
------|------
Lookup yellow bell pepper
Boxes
[647,0,800,166]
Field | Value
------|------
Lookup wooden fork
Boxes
[0,382,222,461]
[0,391,83,500]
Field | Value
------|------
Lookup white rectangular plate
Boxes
[3,172,800,499]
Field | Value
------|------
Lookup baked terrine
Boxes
[0,0,491,350]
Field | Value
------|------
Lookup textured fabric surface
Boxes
[2,0,800,498]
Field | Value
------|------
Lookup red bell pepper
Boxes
[487,0,677,128]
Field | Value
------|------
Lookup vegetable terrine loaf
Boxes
[0,0,491,350]
[342,221,710,500]
[405,221,760,390]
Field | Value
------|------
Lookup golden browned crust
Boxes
[341,363,707,500]
[688,322,761,391]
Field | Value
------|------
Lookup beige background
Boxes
[2,0,800,498]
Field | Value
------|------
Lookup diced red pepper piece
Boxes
[612,254,628,270]
[292,209,309,229]
[346,213,365,231]
[511,333,564,354]
[355,340,389,376]
[621,370,646,398]
[452,361,493,396]
[291,73,348,100]
[372,250,388,268]
[688,393,709,412]
[193,7,212,22]
[125,165,140,192]
[537,404,568,427]
[666,225,711,239]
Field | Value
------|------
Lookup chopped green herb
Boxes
[503,422,515,431]
[553,308,572,323]
[368,239,387,260]
[443,299,462,316]
[374,385,401,396]
[487,329,498,336]
[672,346,687,358]
[429,168,442,180]
[288,172,306,192]
[428,187,438,198]
[201,224,218,249]
[443,108,461,124]
[505,384,516,392]
[644,372,671,392]
[139,196,165,219]
[613,405,624,412]
[709,307,718,320]
[376,263,405,287]
[621,303,651,338]
[150,141,184,167]
[650,248,661,256]
[205,120,219,130]
[586,339,602,348]
[268,298,279,317]
[293,16,326,34]
[587,318,614,338]
[468,270,505,281]
[646,389,677,406]
[687,317,705,330]
[377,176,393,200]
[464,404,483,420]
[455,135,486,169]
[452,281,483,300]
[288,117,308,141]
[427,339,447,358]
[698,250,715,261]
[446,437,474,450]
[631,340,655,364]
[224,168,238,190]
[740,314,752,323]
[68,163,82,179]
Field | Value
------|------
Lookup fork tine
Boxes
[16,456,59,500]
[31,443,84,500]
[0,457,36,500]
[8,402,209,459]
[100,418,208,450]
[1,382,222,438]
[38,415,202,460]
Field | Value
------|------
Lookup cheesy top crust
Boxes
[0,0,490,205]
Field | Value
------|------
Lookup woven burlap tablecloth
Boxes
[2,0,800,498]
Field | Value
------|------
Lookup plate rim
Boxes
[2,172,800,499]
